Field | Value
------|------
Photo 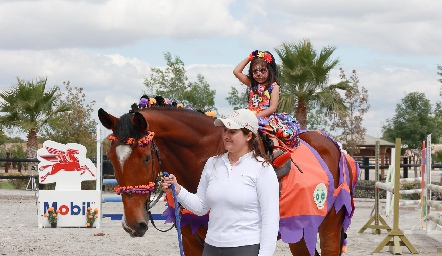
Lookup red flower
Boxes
[263,53,273,63]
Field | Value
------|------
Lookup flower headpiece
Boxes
[107,132,155,147]
[249,50,273,63]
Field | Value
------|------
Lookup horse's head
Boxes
[98,108,158,237]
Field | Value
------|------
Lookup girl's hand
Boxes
[161,174,181,194]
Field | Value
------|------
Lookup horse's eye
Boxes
[144,155,151,163]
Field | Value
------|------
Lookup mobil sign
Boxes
[37,140,101,228]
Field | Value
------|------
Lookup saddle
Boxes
[260,133,296,194]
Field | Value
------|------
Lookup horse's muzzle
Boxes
[122,220,148,237]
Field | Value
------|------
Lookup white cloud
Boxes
[1,0,441,142]
[0,0,244,49]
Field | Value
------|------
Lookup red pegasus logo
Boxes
[39,146,95,182]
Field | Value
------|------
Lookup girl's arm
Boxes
[233,57,252,87]
[256,83,280,117]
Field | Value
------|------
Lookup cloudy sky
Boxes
[1,0,441,140]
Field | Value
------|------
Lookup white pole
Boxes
[385,148,395,216]
[96,124,102,227]
[426,134,432,232]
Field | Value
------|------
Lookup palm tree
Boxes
[275,39,352,129]
[0,77,71,159]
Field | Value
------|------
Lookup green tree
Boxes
[143,52,216,111]
[306,105,329,131]
[329,69,370,156]
[0,77,71,158]
[183,74,217,112]
[433,101,442,143]
[225,86,248,110]
[438,65,442,96]
[40,81,97,157]
[274,39,352,129]
[0,129,6,145]
[382,92,435,149]
[438,64,442,84]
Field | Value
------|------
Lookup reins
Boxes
[146,141,177,233]
[163,172,185,256]
[148,144,184,255]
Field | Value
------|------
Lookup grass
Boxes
[0,180,14,189]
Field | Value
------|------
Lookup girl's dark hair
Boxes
[248,51,278,89]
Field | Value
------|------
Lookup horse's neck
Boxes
[144,109,226,191]
[155,133,224,192]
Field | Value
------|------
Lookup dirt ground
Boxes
[1,188,442,256]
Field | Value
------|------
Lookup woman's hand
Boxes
[161,174,181,194]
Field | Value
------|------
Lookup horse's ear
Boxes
[133,112,148,132]
[98,108,118,131]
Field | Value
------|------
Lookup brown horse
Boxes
[98,107,357,256]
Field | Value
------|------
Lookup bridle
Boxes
[146,141,177,232]
[107,132,176,232]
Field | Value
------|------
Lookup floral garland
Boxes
[107,132,155,147]
[114,182,156,195]
[248,50,273,63]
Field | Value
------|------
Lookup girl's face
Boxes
[251,61,269,84]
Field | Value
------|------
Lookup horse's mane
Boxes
[114,113,147,143]
[140,106,216,123]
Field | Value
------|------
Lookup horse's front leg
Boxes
[181,224,206,256]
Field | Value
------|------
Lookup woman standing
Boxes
[162,109,279,256]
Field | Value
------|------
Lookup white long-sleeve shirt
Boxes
[177,151,279,256]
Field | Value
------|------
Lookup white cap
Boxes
[214,109,259,134]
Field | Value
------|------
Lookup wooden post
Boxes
[359,141,392,234]
[373,138,418,254]
[5,152,10,173]
[363,156,370,180]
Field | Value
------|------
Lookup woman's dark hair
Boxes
[213,128,270,166]
[248,51,278,89]
[240,128,271,166]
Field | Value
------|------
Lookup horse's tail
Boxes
[344,153,360,197]
[339,227,348,255]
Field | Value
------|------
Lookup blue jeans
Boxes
[202,242,260,256]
